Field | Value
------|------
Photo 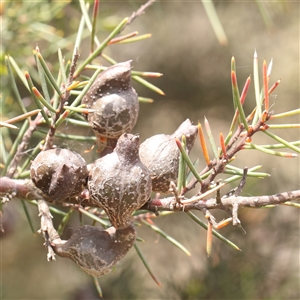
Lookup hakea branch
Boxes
[126,0,156,27]
[1,176,299,212]
[37,200,63,261]
[185,112,272,195]
[6,114,43,178]
[140,190,300,211]
[43,48,79,150]
[5,49,80,176]
[0,177,64,260]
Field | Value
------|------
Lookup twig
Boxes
[143,190,300,212]
[169,181,182,205]
[6,114,43,178]
[2,177,299,211]
[37,200,62,261]
[43,49,79,150]
[126,0,156,27]
[235,167,248,196]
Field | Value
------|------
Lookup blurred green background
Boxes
[1,1,299,299]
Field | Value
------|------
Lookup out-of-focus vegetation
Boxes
[1,1,299,299]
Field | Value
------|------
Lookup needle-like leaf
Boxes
[78,207,110,228]
[141,220,191,256]
[74,17,129,77]
[91,0,100,52]
[201,0,228,45]
[21,200,35,234]
[134,243,162,287]
[132,75,165,95]
[36,50,62,96]
[2,121,29,175]
[231,70,249,131]
[204,117,218,159]
[5,55,27,114]
[252,50,261,125]
[71,67,102,107]
[262,130,300,153]
[177,136,187,194]
[187,211,241,251]
[25,72,51,126]
[198,122,211,165]
[176,137,203,184]
[93,276,103,298]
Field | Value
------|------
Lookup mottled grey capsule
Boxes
[82,61,139,139]
[30,148,88,202]
[53,224,136,277]
[88,133,152,229]
[139,119,198,193]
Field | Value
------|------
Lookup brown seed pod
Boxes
[82,61,139,139]
[53,224,136,277]
[88,133,152,229]
[30,148,88,202]
[139,119,198,193]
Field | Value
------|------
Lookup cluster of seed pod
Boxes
[139,119,198,193]
[30,148,88,203]
[82,61,139,140]
[88,132,152,229]
[52,224,136,277]
[30,62,198,277]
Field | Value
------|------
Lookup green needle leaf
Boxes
[231,70,249,131]
[93,276,103,298]
[204,117,218,159]
[134,243,162,287]
[280,202,300,209]
[224,166,270,178]
[100,53,164,96]
[58,48,67,86]
[141,220,191,256]
[0,122,18,130]
[8,56,29,91]
[57,209,74,236]
[63,105,95,114]
[177,136,187,193]
[187,211,242,251]
[36,51,62,96]
[37,128,96,142]
[176,138,203,184]
[223,165,264,184]
[25,72,51,126]
[71,67,102,107]
[114,33,152,44]
[201,0,228,45]
[138,97,154,103]
[243,140,300,150]
[132,75,165,95]
[74,17,128,77]
[32,87,57,113]
[78,207,110,228]
[91,0,100,52]
[21,200,35,234]
[2,120,29,175]
[262,130,300,153]
[34,49,51,104]
[5,55,27,114]
[17,142,43,177]
[252,50,262,125]
[28,201,68,217]
[245,143,297,158]
[74,14,86,58]
[267,124,300,129]
[5,109,40,125]
[270,108,300,119]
